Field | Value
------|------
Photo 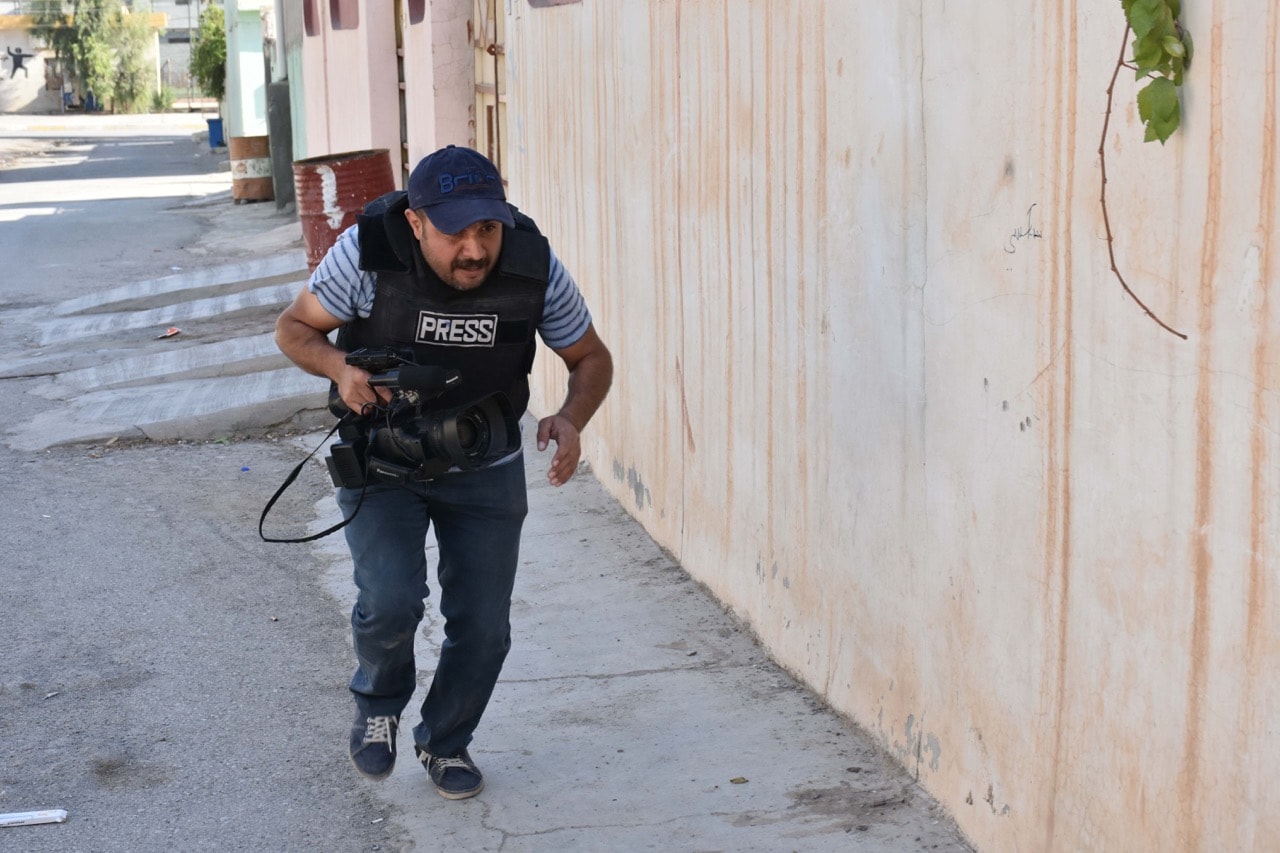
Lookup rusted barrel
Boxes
[292,149,396,272]
[229,135,274,203]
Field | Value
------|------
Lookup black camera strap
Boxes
[258,418,372,544]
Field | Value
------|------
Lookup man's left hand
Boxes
[537,414,581,486]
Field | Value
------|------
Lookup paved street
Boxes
[0,112,321,449]
[0,114,973,852]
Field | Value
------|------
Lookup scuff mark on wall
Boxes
[901,712,942,779]
[612,458,653,510]
[626,465,652,510]
[925,732,942,771]
[985,783,1011,816]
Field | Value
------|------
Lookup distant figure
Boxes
[5,46,37,79]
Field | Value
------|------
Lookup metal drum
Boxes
[292,149,396,272]
[229,135,274,203]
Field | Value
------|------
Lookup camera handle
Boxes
[258,415,373,544]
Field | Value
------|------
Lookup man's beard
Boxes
[440,257,492,290]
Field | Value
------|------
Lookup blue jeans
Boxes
[336,455,527,757]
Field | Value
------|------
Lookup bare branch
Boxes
[1099,25,1189,341]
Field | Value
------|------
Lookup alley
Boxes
[0,115,971,852]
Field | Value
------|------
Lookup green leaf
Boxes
[1137,76,1181,144]
[1125,0,1166,39]
[1119,3,1191,144]
[1133,30,1166,69]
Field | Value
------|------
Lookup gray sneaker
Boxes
[349,712,398,780]
[416,747,484,799]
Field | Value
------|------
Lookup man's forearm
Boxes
[275,314,346,382]
[558,349,613,431]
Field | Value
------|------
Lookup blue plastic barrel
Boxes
[206,117,225,149]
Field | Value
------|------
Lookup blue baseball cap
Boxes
[407,145,515,234]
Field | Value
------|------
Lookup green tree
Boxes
[28,1,77,80]
[29,0,157,113]
[75,7,114,107]
[110,5,155,113]
[189,3,226,103]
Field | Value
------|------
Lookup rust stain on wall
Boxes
[644,0,680,525]
[792,7,809,553]
[812,6,831,603]
[721,3,736,499]
[762,1,778,568]
[1179,10,1227,851]
[1245,0,1279,692]
[1235,11,1280,836]
[1041,3,1080,850]
[676,356,696,453]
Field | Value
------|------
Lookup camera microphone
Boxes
[398,365,461,396]
[368,365,461,399]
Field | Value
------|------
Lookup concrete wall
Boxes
[225,0,267,138]
[272,0,487,192]
[0,19,56,113]
[503,2,1280,851]
[401,0,474,182]
[275,0,399,164]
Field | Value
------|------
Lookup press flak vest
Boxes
[339,190,550,415]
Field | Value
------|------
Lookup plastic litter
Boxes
[0,809,68,828]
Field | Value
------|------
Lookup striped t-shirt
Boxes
[308,224,592,350]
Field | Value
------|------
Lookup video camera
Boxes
[325,347,522,488]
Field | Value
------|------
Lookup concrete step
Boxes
[49,253,307,316]
[1,249,333,451]
[31,333,288,398]
[8,367,330,451]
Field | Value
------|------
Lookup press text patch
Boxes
[415,312,498,346]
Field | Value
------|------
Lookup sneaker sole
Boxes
[349,754,395,781]
[434,779,484,800]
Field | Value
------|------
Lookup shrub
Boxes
[189,4,226,103]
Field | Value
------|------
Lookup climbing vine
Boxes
[1098,0,1194,340]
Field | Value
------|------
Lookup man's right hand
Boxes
[276,287,395,416]
[336,364,393,416]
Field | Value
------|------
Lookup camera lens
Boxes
[456,409,490,457]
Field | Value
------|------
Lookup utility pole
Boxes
[186,0,193,109]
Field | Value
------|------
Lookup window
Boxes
[303,0,319,36]
[408,0,426,25]
[528,0,581,6]
[331,0,360,30]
